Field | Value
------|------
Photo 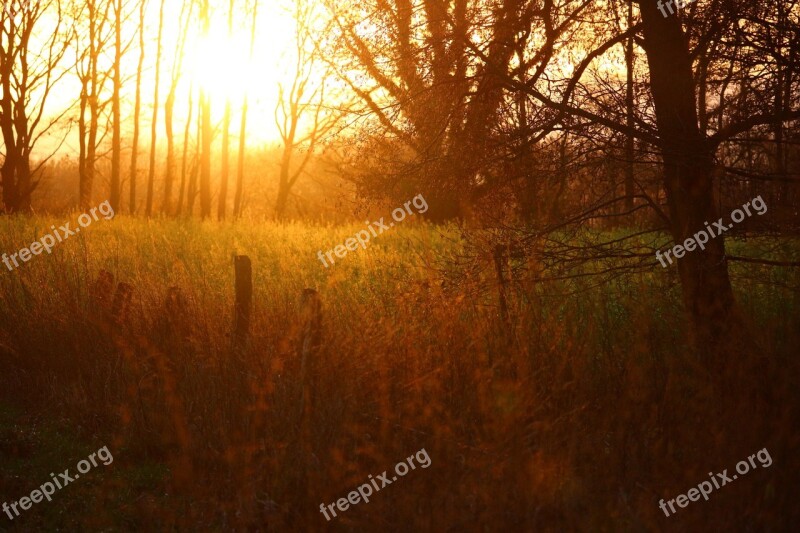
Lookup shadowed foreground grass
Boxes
[1,215,798,531]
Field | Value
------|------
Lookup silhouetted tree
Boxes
[275,0,341,219]
[146,0,166,216]
[199,0,212,219]
[0,0,70,213]
[76,0,113,209]
[164,1,194,215]
[129,0,147,214]
[234,0,259,219]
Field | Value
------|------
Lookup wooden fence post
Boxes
[111,282,133,327]
[299,288,322,418]
[165,287,186,320]
[298,288,322,512]
[90,270,115,317]
[162,287,189,352]
[493,245,509,325]
[300,290,322,359]
[233,255,252,348]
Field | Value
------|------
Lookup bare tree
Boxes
[199,0,212,219]
[326,0,800,349]
[188,90,202,214]
[177,84,194,216]
[0,0,71,213]
[129,0,146,214]
[322,0,492,219]
[623,0,635,213]
[110,0,122,212]
[275,0,341,219]
[75,0,113,210]
[217,0,234,220]
[163,0,194,215]
[234,0,258,219]
[145,0,166,216]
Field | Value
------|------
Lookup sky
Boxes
[30,0,302,159]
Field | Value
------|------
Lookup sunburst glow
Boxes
[187,29,258,103]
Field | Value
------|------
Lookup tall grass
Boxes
[1,215,798,531]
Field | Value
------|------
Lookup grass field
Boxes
[1,215,799,531]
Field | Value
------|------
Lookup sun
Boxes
[160,1,300,140]
[186,27,258,103]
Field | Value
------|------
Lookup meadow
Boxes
[1,215,798,531]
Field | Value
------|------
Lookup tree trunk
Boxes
[0,136,19,215]
[130,0,146,214]
[15,155,32,213]
[0,161,17,213]
[697,50,710,135]
[163,2,191,216]
[0,61,18,212]
[234,95,247,219]
[1,0,69,213]
[276,144,292,219]
[177,84,194,216]
[199,0,212,219]
[200,91,212,219]
[11,79,32,211]
[624,0,635,213]
[275,183,290,220]
[86,88,99,209]
[146,0,166,216]
[217,0,235,220]
[774,0,790,205]
[164,89,176,215]
[219,102,231,220]
[781,42,794,205]
[639,0,738,349]
[78,77,89,208]
[234,0,259,219]
[111,0,122,212]
[0,132,17,212]
[80,2,100,211]
[188,97,202,214]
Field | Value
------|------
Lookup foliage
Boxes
[0,217,798,530]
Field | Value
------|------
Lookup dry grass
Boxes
[0,215,798,531]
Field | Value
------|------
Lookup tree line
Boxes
[1,0,799,347]
[1,0,338,219]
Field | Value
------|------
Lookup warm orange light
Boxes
[187,28,257,103]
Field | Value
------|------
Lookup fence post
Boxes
[300,289,322,361]
[90,270,115,321]
[299,288,322,417]
[297,288,322,514]
[233,255,252,348]
[162,287,189,352]
[493,244,509,325]
[111,282,133,327]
